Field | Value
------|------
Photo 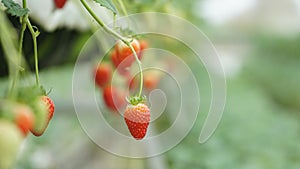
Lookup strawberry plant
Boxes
[0,0,160,167]
[0,0,56,168]
[78,0,153,140]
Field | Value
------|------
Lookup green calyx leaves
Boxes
[93,0,117,14]
[127,95,146,106]
[16,85,46,103]
[1,0,29,17]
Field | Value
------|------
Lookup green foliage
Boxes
[244,34,300,111]
[167,77,300,169]
[17,86,43,100]
[93,0,117,14]
[1,0,29,17]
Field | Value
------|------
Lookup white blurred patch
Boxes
[293,0,300,13]
[195,0,257,25]
[15,0,113,32]
[218,51,242,77]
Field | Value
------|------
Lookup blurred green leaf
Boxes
[94,0,117,14]
[1,0,29,17]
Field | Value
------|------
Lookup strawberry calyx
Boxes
[126,95,146,106]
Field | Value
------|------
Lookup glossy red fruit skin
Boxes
[103,86,126,112]
[94,62,112,88]
[124,103,150,140]
[54,0,67,9]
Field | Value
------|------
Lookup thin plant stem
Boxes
[6,0,27,99]
[11,0,28,96]
[117,0,128,16]
[80,0,143,97]
[26,18,40,86]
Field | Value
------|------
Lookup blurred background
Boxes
[1,0,300,168]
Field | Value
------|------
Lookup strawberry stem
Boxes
[126,42,143,97]
[80,0,144,97]
[10,0,28,98]
[19,0,27,54]
[26,18,40,87]
[127,95,146,105]
[117,0,130,24]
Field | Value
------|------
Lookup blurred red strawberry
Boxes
[54,0,67,9]
[144,72,160,91]
[103,86,126,112]
[94,62,113,88]
[14,104,35,136]
[138,39,148,60]
[116,39,140,68]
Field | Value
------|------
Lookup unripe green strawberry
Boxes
[15,86,49,136]
[124,102,150,140]
[0,120,23,169]
[41,96,55,121]
[29,98,48,136]
[31,96,55,136]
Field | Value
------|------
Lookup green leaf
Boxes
[1,0,29,17]
[93,0,117,14]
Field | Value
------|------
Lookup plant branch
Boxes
[80,0,143,97]
[117,0,128,17]
[26,18,40,86]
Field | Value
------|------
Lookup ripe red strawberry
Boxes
[124,100,150,140]
[94,62,113,88]
[103,86,126,112]
[116,39,140,68]
[54,0,67,9]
